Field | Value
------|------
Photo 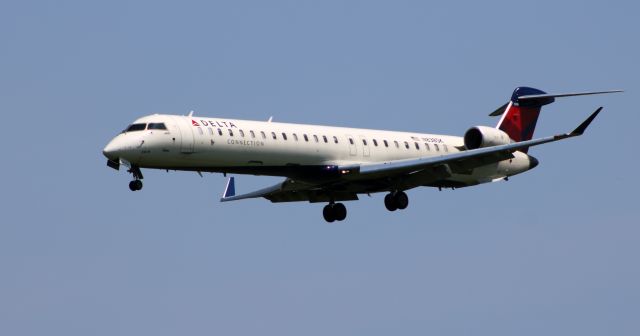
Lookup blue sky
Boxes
[1,1,638,335]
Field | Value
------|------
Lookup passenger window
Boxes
[208,127,213,135]
[198,128,204,135]
[425,143,430,151]
[250,130,255,138]
[228,129,234,137]
[394,141,399,148]
[304,134,309,142]
[373,139,378,146]
[384,140,389,147]
[362,139,367,146]
[271,132,277,140]
[444,145,448,152]
[260,131,266,139]
[218,128,223,136]
[434,144,440,151]
[148,123,167,130]
[293,133,299,141]
[313,135,319,143]
[333,136,338,144]
[323,135,328,143]
[282,132,288,140]
[239,129,245,137]
[404,141,409,149]
[349,138,354,145]
[414,142,420,150]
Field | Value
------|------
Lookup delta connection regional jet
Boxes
[103,87,620,222]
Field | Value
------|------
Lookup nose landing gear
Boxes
[127,166,144,191]
[129,180,143,191]
[323,202,347,222]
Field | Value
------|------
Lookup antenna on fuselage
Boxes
[188,110,194,117]
[267,116,273,122]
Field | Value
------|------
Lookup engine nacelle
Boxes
[464,126,512,150]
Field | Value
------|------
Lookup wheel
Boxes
[129,180,143,191]
[333,203,347,221]
[395,191,408,210]
[323,204,336,222]
[384,193,397,211]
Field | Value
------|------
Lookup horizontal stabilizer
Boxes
[489,102,510,117]
[489,89,621,116]
[518,90,623,101]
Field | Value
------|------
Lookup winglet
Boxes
[221,177,235,201]
[570,107,603,136]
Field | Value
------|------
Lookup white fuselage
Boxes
[103,114,532,188]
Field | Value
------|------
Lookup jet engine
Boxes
[464,126,512,150]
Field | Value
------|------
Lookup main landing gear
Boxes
[384,191,409,211]
[321,191,409,222]
[323,202,347,223]
[127,166,144,191]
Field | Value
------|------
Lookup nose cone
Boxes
[528,155,539,169]
[103,138,120,160]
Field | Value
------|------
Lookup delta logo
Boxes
[192,119,238,128]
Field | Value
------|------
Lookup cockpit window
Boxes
[124,123,146,132]
[148,123,167,130]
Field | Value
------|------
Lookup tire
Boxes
[129,181,137,191]
[323,204,335,223]
[333,203,347,221]
[395,191,408,210]
[134,180,143,191]
[384,193,397,211]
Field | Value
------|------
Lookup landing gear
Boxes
[129,180,143,191]
[323,202,347,222]
[127,166,144,192]
[384,191,409,211]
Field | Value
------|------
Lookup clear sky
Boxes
[1,1,638,335]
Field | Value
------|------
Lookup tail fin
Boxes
[496,87,553,146]
[493,87,622,146]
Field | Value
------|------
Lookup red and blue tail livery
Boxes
[492,87,621,152]
[497,87,552,145]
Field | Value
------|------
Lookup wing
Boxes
[220,176,358,203]
[221,107,602,203]
[356,107,601,176]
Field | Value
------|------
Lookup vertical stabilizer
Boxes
[496,87,555,146]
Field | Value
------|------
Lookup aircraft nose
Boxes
[103,138,120,160]
[528,155,539,169]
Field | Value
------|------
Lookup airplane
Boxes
[103,87,620,222]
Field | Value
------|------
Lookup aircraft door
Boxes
[346,134,357,156]
[359,135,370,157]
[173,116,195,153]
